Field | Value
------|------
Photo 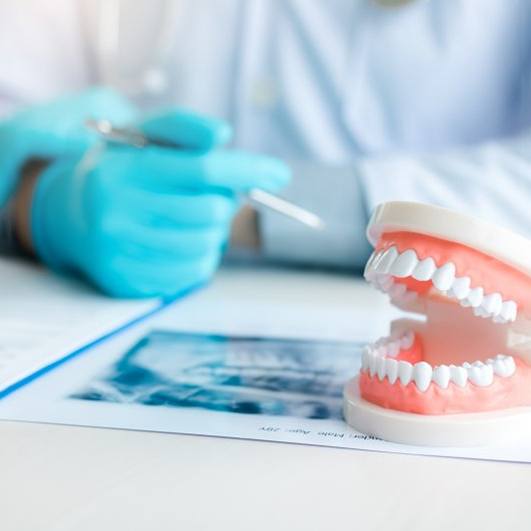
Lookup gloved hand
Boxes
[31,110,291,298]
[0,88,136,206]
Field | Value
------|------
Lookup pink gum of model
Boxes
[360,231,531,415]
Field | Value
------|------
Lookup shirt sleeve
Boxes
[357,130,531,239]
[258,160,372,271]
[0,0,90,117]
[259,130,531,270]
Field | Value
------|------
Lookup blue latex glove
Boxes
[31,110,291,298]
[0,88,136,206]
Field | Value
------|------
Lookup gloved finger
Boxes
[117,188,238,228]
[131,148,291,193]
[12,87,137,156]
[91,252,220,298]
[140,110,232,152]
[111,225,228,260]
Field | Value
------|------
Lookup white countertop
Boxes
[1,265,530,531]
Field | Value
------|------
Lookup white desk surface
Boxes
[2,266,531,531]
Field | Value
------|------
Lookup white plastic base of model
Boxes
[343,377,531,447]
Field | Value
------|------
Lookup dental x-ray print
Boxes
[70,331,362,420]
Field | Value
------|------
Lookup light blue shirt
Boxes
[1,0,531,268]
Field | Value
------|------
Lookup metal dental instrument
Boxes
[86,119,325,230]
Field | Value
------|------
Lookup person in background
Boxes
[1,0,530,298]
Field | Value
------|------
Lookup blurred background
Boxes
[1,0,530,297]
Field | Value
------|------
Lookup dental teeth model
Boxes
[343,202,531,446]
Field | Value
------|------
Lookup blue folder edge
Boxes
[0,282,205,400]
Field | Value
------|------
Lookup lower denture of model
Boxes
[360,231,531,415]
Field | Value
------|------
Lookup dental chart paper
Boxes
[0,257,160,396]
[1,266,531,463]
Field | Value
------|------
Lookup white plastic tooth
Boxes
[375,346,387,358]
[400,331,415,350]
[412,256,437,281]
[450,365,468,387]
[398,361,413,386]
[377,274,394,291]
[375,342,387,356]
[466,287,484,308]
[504,356,516,376]
[413,361,432,392]
[376,356,387,381]
[432,262,456,292]
[366,275,378,286]
[364,251,380,273]
[388,283,407,299]
[375,246,399,275]
[366,252,386,280]
[467,363,493,387]
[361,348,371,371]
[492,315,508,324]
[500,300,517,322]
[369,354,377,377]
[492,359,507,376]
[432,365,451,389]
[385,358,399,384]
[390,249,418,278]
[370,250,381,265]
[482,293,503,317]
[449,276,471,300]
[399,291,418,304]
[493,355,516,377]
[387,341,400,357]
[473,306,490,319]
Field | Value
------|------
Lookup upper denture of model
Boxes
[360,231,531,415]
